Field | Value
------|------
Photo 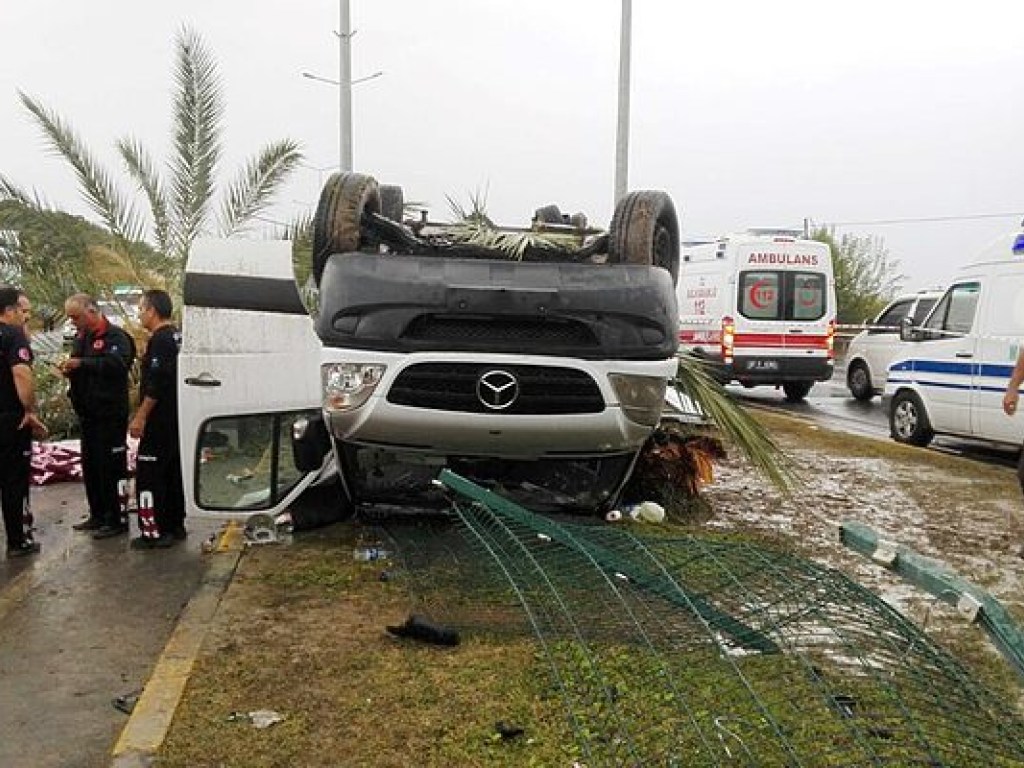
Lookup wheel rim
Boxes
[893,400,918,438]
[850,367,869,395]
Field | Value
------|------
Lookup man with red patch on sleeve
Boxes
[0,286,47,558]
[128,289,185,549]
[60,293,135,539]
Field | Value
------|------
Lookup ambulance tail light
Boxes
[322,363,386,412]
[721,316,735,365]
[826,319,836,361]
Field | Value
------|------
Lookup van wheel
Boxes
[608,190,680,286]
[890,390,934,447]
[312,172,381,286]
[847,362,874,401]
[379,184,404,222]
[782,381,813,402]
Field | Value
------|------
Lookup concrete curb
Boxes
[110,522,244,768]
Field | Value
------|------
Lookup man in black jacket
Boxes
[128,289,185,548]
[61,294,135,539]
[0,286,47,557]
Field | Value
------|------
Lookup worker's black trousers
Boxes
[0,421,31,549]
[80,413,128,528]
[135,423,185,537]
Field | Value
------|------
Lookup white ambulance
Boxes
[676,230,836,402]
[886,231,1024,449]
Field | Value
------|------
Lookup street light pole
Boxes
[613,0,632,204]
[339,0,353,171]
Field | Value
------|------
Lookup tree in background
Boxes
[812,227,904,324]
[0,26,302,293]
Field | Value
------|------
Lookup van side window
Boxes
[922,283,980,337]
[871,299,913,334]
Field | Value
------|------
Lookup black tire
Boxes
[534,204,563,225]
[847,362,874,401]
[890,390,934,447]
[608,190,680,286]
[782,381,813,402]
[379,184,404,223]
[312,172,381,286]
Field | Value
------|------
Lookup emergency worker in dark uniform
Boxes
[61,293,135,539]
[0,286,47,557]
[128,289,185,548]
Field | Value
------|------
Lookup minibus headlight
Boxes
[321,363,386,412]
[609,373,668,427]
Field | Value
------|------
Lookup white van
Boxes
[676,230,836,402]
[844,290,942,401]
[886,232,1024,448]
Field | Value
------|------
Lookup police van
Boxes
[676,230,836,402]
[886,231,1024,448]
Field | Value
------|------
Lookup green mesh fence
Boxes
[381,470,1024,767]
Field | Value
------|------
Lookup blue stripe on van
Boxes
[886,359,1018,394]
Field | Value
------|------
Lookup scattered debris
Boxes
[112,689,143,715]
[386,613,460,647]
[244,513,279,546]
[227,709,286,729]
[353,546,390,562]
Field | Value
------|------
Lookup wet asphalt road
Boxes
[0,482,221,768]
[731,370,1021,469]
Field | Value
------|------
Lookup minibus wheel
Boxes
[312,172,382,286]
[889,390,934,447]
[782,381,813,402]
[608,190,680,286]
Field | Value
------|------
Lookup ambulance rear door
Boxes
[733,238,833,378]
[179,239,328,519]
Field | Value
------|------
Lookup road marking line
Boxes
[111,521,243,765]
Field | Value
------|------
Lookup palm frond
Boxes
[218,139,303,237]
[117,136,171,255]
[0,175,35,206]
[673,354,799,491]
[169,25,223,259]
[18,91,146,245]
[445,190,562,259]
[447,218,560,260]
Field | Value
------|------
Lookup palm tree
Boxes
[4,26,302,291]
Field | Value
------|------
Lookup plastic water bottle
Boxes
[353,547,390,562]
[624,501,666,524]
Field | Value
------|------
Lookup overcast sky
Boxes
[2,1,1022,292]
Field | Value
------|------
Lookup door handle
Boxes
[185,375,222,388]
[954,352,973,359]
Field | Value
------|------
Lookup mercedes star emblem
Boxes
[476,369,519,410]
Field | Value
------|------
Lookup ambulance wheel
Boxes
[890,390,934,447]
[312,172,381,286]
[608,190,680,286]
[782,381,813,402]
[847,362,874,401]
[379,184,404,222]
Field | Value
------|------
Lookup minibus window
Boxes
[739,272,780,320]
[790,272,826,321]
[738,271,826,321]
